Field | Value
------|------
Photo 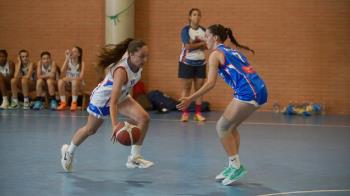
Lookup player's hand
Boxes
[110,122,121,143]
[176,97,191,111]
[17,56,21,64]
[65,50,71,59]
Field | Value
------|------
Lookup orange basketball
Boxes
[114,121,141,146]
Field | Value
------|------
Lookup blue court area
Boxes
[0,110,349,196]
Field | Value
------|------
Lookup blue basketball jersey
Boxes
[216,44,268,105]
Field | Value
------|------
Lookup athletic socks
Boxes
[67,142,77,154]
[131,145,142,157]
[229,155,241,169]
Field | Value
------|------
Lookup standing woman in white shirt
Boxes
[178,8,207,122]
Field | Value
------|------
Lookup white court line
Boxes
[1,112,350,128]
[257,189,350,196]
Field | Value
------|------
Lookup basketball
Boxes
[113,121,141,146]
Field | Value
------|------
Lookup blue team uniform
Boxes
[216,44,268,105]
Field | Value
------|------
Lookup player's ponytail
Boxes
[97,38,134,69]
[208,24,255,54]
[225,28,255,54]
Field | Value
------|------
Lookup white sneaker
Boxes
[61,144,73,172]
[126,155,154,169]
[23,101,30,110]
[0,100,9,109]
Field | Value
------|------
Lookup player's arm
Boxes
[36,61,44,79]
[184,42,206,50]
[177,51,221,110]
[24,62,34,79]
[109,68,128,128]
[7,60,15,79]
[78,61,85,80]
[47,61,58,79]
[13,57,21,79]
[60,51,69,74]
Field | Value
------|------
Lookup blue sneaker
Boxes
[50,99,58,110]
[222,165,248,186]
[32,100,43,110]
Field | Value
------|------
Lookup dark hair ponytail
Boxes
[97,38,134,69]
[208,24,255,54]
[97,38,147,69]
[225,28,255,54]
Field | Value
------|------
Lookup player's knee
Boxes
[37,79,43,86]
[216,116,232,138]
[11,78,16,85]
[21,77,28,85]
[58,79,64,86]
[140,112,150,124]
[46,79,53,86]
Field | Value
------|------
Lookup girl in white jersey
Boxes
[10,50,36,109]
[0,49,15,109]
[57,46,85,111]
[61,38,154,172]
[32,51,59,110]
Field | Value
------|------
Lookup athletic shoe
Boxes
[23,101,30,110]
[194,113,206,122]
[0,100,9,109]
[215,166,236,181]
[70,102,78,111]
[8,101,20,109]
[61,144,73,172]
[50,99,58,110]
[222,165,247,186]
[126,155,154,169]
[57,101,67,111]
[32,100,44,110]
[180,113,189,122]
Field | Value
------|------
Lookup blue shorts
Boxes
[87,103,110,119]
[234,86,268,107]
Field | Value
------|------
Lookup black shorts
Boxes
[178,62,206,79]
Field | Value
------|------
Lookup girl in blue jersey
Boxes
[177,24,268,185]
[178,8,207,122]
[61,38,154,172]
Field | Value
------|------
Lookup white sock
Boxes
[2,96,9,103]
[72,96,78,102]
[131,145,142,157]
[67,142,77,154]
[24,97,29,103]
[229,155,241,169]
[60,96,66,102]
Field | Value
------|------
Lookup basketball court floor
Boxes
[0,110,349,195]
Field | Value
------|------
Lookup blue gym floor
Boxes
[0,110,349,196]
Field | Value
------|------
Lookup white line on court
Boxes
[1,112,350,128]
[257,189,350,196]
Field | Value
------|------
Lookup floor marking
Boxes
[257,189,350,196]
[1,112,350,128]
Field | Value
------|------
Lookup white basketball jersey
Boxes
[90,58,142,107]
[41,63,52,75]
[0,61,10,76]
[66,59,80,78]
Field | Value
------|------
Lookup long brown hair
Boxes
[97,38,146,69]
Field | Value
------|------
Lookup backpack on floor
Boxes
[147,90,178,113]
